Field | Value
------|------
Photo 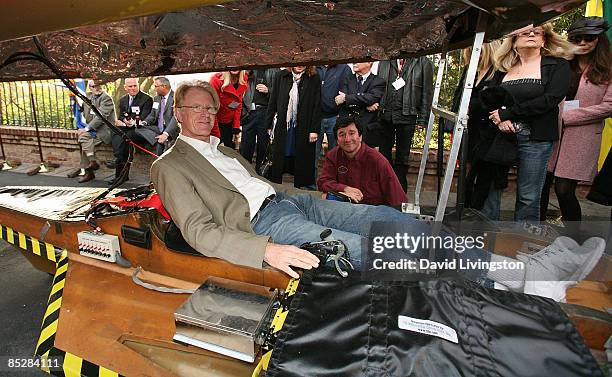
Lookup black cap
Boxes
[568,16,609,37]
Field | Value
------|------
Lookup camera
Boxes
[326,191,351,202]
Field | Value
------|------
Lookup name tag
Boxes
[564,100,579,111]
[131,106,140,114]
[392,77,406,90]
[398,315,458,344]
[152,102,160,110]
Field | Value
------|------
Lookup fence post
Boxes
[27,81,49,175]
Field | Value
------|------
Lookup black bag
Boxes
[257,139,274,177]
[258,118,277,177]
[265,269,603,377]
[483,130,519,166]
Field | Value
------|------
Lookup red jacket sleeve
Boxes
[317,148,347,193]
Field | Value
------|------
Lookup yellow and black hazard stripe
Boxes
[1,224,123,377]
[252,278,300,377]
[0,224,62,263]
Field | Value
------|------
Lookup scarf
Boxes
[286,71,303,129]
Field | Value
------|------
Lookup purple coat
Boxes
[548,72,612,182]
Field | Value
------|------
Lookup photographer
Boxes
[110,77,153,185]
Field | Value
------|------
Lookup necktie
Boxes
[158,97,166,132]
[398,59,405,77]
[357,75,364,92]
[128,96,133,107]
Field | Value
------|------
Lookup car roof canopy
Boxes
[0,0,584,82]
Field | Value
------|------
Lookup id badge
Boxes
[131,106,140,114]
[152,102,160,110]
[392,77,406,90]
[564,100,579,111]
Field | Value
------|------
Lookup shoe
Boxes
[66,167,81,178]
[78,170,95,183]
[586,190,611,206]
[518,236,605,299]
[88,161,100,171]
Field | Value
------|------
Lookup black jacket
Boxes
[338,73,386,132]
[118,91,153,123]
[493,56,570,141]
[242,68,281,117]
[378,57,434,124]
[265,70,322,187]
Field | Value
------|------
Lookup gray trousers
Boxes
[78,131,103,168]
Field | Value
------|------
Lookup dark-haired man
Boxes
[317,116,406,205]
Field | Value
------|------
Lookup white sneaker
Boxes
[518,237,605,300]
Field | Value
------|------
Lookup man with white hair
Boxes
[110,77,153,185]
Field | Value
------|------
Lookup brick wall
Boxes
[0,126,156,172]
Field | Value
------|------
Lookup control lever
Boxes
[300,229,354,278]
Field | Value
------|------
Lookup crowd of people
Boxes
[70,17,611,226]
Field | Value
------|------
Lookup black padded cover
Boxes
[266,269,602,377]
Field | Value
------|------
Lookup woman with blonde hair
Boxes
[485,23,572,221]
[454,41,507,212]
[209,70,248,148]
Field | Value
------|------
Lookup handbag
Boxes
[257,115,277,177]
[482,130,519,166]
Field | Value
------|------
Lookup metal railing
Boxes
[0,80,74,129]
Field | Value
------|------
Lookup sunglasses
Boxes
[569,34,598,43]
[517,28,544,37]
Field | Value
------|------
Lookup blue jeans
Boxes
[251,192,490,282]
[515,134,553,222]
[314,116,337,178]
[482,182,503,221]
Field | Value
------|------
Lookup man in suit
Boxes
[110,77,153,185]
[141,76,178,155]
[150,80,595,291]
[334,62,386,148]
[377,57,434,191]
[67,80,116,183]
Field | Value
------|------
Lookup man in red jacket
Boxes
[317,115,406,205]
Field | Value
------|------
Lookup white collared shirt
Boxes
[179,134,276,220]
[356,71,371,83]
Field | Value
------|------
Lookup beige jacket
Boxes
[151,139,303,269]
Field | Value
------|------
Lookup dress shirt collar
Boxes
[179,134,221,156]
[356,71,371,83]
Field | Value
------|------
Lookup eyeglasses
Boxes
[517,28,544,37]
[568,34,598,43]
[178,105,218,114]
